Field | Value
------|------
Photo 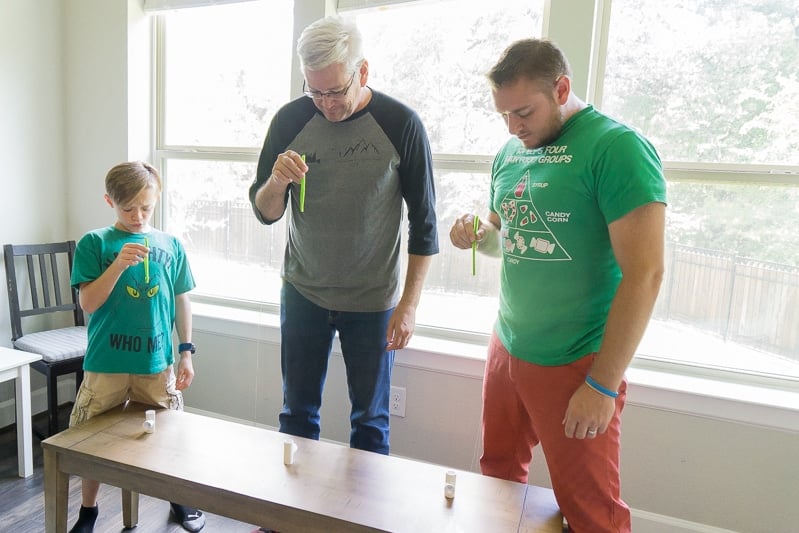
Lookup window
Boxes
[602,0,798,166]
[161,2,293,148]
[155,0,294,305]
[157,0,546,332]
[154,0,798,386]
[163,158,286,303]
[353,0,544,156]
[602,0,799,381]
[349,0,545,333]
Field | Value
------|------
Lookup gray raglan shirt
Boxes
[249,89,438,312]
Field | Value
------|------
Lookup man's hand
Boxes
[270,150,308,188]
[449,213,485,250]
[385,301,416,351]
[562,383,616,439]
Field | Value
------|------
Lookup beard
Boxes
[521,105,565,149]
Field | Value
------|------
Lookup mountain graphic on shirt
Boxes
[340,138,380,158]
[499,171,571,261]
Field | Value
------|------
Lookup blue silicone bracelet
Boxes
[585,375,619,398]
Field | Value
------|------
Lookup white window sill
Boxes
[193,302,799,433]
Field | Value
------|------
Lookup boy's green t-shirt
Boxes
[489,105,666,366]
[71,226,195,374]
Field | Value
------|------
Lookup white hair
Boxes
[297,16,364,73]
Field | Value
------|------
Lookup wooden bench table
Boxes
[43,402,562,532]
[0,346,42,478]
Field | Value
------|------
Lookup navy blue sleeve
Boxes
[369,91,439,256]
[249,97,317,225]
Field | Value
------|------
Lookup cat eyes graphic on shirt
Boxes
[126,277,160,299]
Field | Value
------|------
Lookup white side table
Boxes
[0,346,42,477]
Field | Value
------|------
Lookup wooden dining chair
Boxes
[3,241,87,437]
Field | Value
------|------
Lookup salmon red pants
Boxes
[480,332,631,533]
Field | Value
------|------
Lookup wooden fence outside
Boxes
[656,244,799,358]
[182,201,798,359]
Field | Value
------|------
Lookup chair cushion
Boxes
[13,326,88,363]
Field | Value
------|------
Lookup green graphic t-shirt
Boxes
[71,227,195,374]
[489,106,666,366]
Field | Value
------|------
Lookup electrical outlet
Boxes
[390,386,406,417]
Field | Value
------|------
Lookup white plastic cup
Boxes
[143,410,156,433]
[444,470,457,499]
[283,438,298,465]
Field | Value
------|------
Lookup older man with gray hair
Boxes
[249,15,438,474]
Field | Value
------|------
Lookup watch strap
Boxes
[178,342,196,354]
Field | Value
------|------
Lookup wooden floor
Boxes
[0,405,261,532]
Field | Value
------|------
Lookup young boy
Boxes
[68,161,205,533]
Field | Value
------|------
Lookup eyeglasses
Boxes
[303,72,357,101]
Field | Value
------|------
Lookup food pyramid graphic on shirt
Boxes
[500,170,571,261]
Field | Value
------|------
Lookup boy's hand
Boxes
[115,242,149,271]
[175,355,195,391]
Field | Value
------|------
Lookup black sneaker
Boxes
[68,504,98,533]
[170,502,206,532]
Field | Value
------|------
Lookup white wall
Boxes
[0,0,70,408]
[63,0,148,239]
[0,2,797,532]
[0,0,148,432]
[0,1,67,259]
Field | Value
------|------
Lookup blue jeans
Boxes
[279,281,395,454]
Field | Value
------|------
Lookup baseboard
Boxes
[0,378,76,429]
[630,509,739,532]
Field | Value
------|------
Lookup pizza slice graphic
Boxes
[500,171,571,261]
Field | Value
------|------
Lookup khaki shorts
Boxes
[69,368,183,428]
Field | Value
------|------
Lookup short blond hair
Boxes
[105,161,162,205]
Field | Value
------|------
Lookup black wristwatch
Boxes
[178,342,196,354]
